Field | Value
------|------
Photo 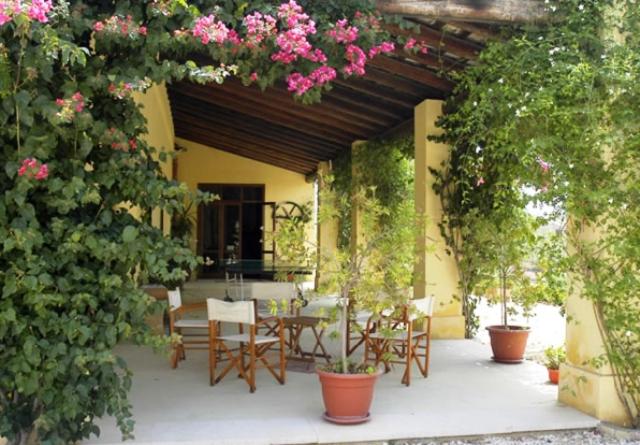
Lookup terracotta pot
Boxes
[548,368,560,384]
[317,369,381,424]
[486,325,531,363]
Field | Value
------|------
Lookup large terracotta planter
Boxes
[486,325,530,363]
[548,368,560,384]
[317,369,382,424]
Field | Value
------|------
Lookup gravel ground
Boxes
[394,430,640,445]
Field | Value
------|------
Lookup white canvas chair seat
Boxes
[217,333,280,345]
[368,330,426,340]
[174,319,208,329]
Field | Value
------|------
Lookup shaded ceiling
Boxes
[169,18,497,175]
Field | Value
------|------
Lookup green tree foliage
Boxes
[332,135,414,248]
[0,1,399,443]
[275,176,421,374]
[434,0,640,427]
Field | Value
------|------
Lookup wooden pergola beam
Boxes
[377,0,548,24]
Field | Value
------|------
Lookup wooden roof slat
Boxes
[176,126,317,174]
[220,81,390,132]
[171,102,342,160]
[187,82,378,138]
[170,84,357,145]
[384,22,482,60]
[376,0,548,24]
[367,56,455,92]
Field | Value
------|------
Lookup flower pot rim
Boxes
[486,324,531,332]
[317,368,384,379]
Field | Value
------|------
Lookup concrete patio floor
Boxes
[88,338,598,445]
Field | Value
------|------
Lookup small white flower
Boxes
[551,5,557,11]
[578,4,584,10]
[473,101,478,107]
[498,78,504,84]
[475,145,482,154]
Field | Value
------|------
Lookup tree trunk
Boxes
[376,0,549,24]
[340,291,349,373]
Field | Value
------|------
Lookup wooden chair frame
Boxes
[168,301,208,369]
[209,315,286,393]
[364,304,432,386]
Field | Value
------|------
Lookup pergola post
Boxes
[414,100,465,338]
[559,223,630,425]
[558,3,634,426]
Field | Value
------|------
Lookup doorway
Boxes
[197,184,272,277]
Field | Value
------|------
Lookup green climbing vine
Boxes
[332,134,414,247]
[434,0,640,427]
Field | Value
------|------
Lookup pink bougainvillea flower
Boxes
[243,11,276,45]
[343,44,367,76]
[476,177,485,186]
[537,157,551,173]
[93,21,104,32]
[18,157,48,180]
[404,38,417,50]
[128,138,137,150]
[369,41,395,58]
[138,25,147,35]
[35,163,48,180]
[27,0,52,23]
[192,14,229,45]
[326,18,359,44]
[250,72,259,81]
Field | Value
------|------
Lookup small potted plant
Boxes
[275,177,419,424]
[543,346,566,384]
[475,210,540,363]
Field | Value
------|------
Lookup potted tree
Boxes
[543,346,566,384]
[275,177,419,424]
[475,210,541,363]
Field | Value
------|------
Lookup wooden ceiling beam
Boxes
[364,66,445,98]
[333,77,426,109]
[172,97,342,155]
[172,105,340,161]
[177,82,375,139]
[367,56,455,92]
[377,0,548,24]
[444,20,500,41]
[384,22,482,60]
[391,47,460,72]
[170,85,357,145]
[175,127,318,174]
[221,80,393,131]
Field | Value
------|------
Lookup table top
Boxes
[223,259,313,275]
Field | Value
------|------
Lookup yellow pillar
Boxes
[559,225,631,426]
[134,83,175,235]
[414,100,465,339]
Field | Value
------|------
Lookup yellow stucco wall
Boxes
[174,137,314,253]
[133,83,175,232]
[414,100,465,339]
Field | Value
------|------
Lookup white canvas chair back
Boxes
[410,295,435,320]
[248,282,296,301]
[207,298,255,325]
[168,289,182,311]
[225,271,245,300]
